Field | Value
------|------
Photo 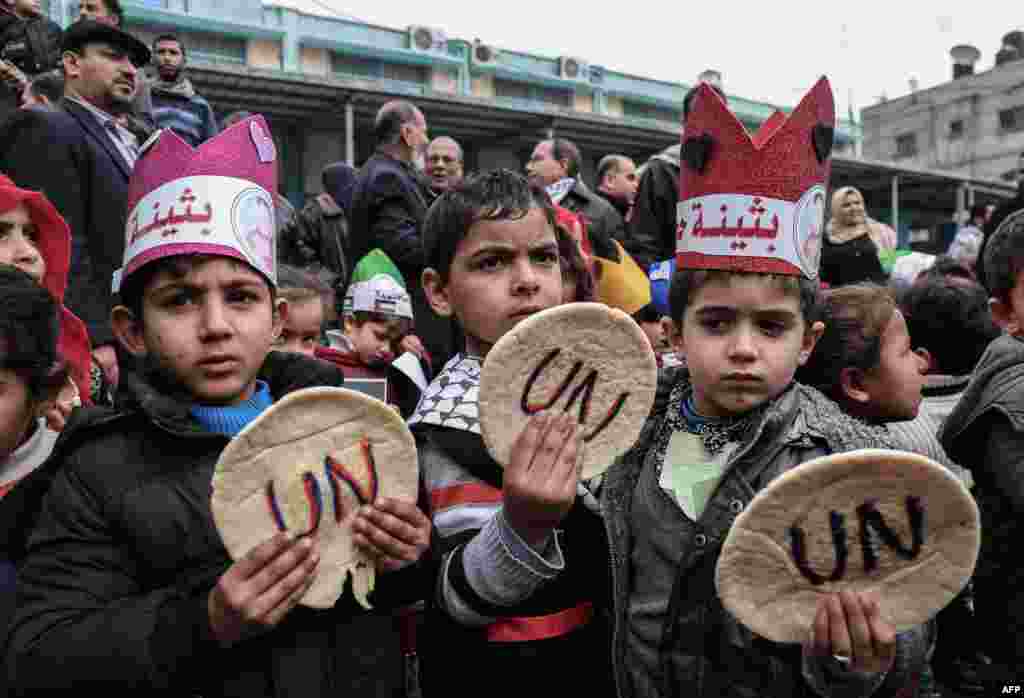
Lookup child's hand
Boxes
[207,532,319,648]
[352,498,432,572]
[806,590,896,676]
[502,413,582,548]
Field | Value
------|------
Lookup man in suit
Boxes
[349,100,454,368]
[0,20,150,386]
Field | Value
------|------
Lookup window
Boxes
[494,79,571,109]
[999,106,1024,133]
[949,119,964,140]
[622,100,681,125]
[125,25,246,65]
[330,53,426,89]
[895,133,918,158]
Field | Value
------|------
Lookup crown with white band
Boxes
[113,115,278,292]
[676,77,835,279]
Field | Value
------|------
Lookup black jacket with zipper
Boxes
[4,351,431,697]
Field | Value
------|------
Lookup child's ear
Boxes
[111,305,146,357]
[990,296,1019,334]
[273,297,289,341]
[798,320,826,366]
[663,316,684,355]
[839,366,872,405]
[914,347,935,373]
[421,267,452,317]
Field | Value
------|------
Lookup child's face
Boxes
[424,208,562,357]
[0,368,37,462]
[119,258,280,406]
[858,310,927,422]
[276,297,323,358]
[992,272,1024,337]
[638,318,670,353]
[0,204,45,283]
[343,317,401,367]
[673,275,822,418]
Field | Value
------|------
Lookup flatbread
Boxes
[478,302,658,479]
[211,387,419,609]
[716,449,980,643]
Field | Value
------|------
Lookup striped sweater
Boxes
[409,354,613,695]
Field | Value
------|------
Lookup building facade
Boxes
[863,33,1024,185]
[46,0,861,204]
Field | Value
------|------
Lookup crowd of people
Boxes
[0,6,1020,698]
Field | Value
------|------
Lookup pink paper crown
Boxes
[676,77,835,279]
[115,115,279,291]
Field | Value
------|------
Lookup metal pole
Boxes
[345,100,355,166]
[956,183,967,223]
[891,175,900,240]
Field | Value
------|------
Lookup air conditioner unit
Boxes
[559,56,589,83]
[472,40,499,67]
[408,25,447,55]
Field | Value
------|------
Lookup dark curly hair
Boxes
[0,266,67,402]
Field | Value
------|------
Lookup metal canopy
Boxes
[190,64,1018,218]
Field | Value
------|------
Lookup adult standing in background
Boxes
[595,153,638,223]
[625,83,727,269]
[819,185,894,287]
[148,33,217,147]
[425,135,464,197]
[349,100,451,367]
[0,20,150,387]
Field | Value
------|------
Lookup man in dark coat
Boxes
[0,0,62,113]
[349,100,454,368]
[525,136,625,247]
[625,84,727,269]
[0,21,149,382]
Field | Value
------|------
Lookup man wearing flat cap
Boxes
[0,20,150,388]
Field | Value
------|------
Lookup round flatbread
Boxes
[716,449,980,644]
[479,302,658,479]
[211,387,418,609]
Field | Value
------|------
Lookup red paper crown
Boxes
[676,77,835,278]
[115,115,278,291]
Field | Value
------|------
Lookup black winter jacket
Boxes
[939,333,1024,672]
[5,351,430,697]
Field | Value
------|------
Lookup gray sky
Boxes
[333,0,1018,120]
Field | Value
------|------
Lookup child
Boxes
[5,116,432,697]
[274,264,333,358]
[411,169,612,696]
[599,80,929,697]
[797,283,928,425]
[939,209,1024,680]
[0,267,66,497]
[0,266,68,676]
[898,275,1000,698]
[316,249,429,415]
[322,249,413,373]
[0,174,96,413]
